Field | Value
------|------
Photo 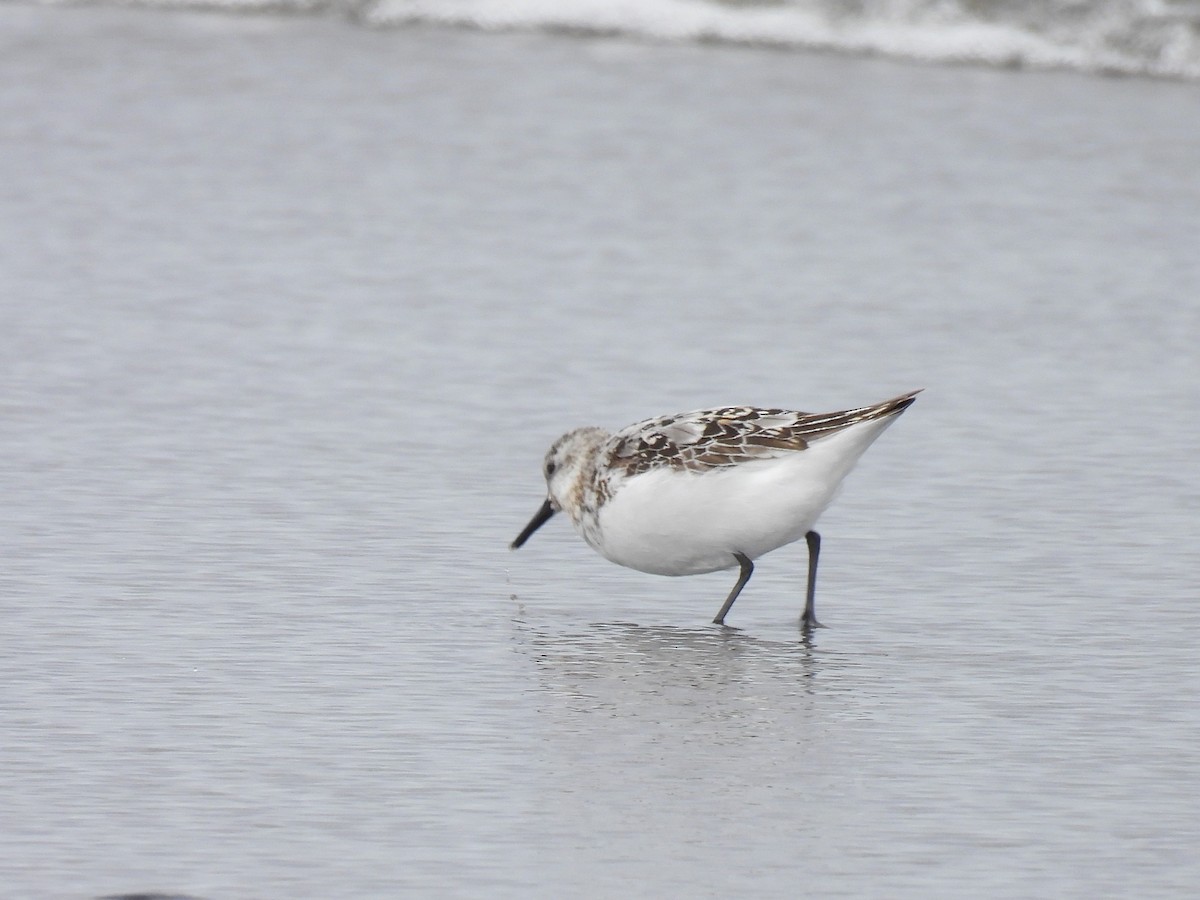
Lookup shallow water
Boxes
[2,7,1199,898]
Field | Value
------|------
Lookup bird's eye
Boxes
[545,461,558,477]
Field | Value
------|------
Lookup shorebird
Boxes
[512,390,919,627]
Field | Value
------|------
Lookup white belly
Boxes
[585,416,898,576]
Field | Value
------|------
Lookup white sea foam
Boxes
[364,0,1200,78]
[37,0,1200,79]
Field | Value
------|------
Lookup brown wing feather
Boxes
[604,390,920,476]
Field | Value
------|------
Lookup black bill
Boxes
[511,499,556,549]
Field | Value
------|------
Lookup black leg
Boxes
[802,530,823,629]
[713,552,753,625]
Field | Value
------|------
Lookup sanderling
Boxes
[511,390,920,627]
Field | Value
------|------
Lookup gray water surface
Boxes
[2,7,1199,898]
